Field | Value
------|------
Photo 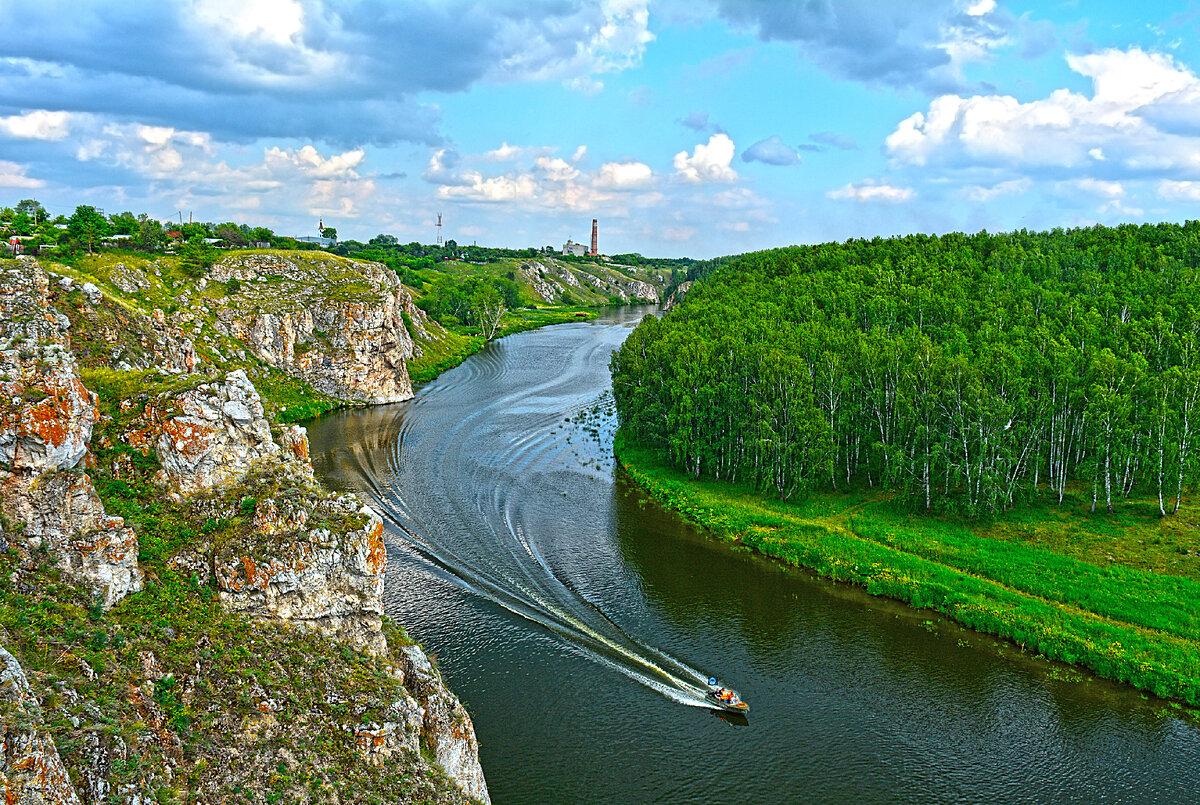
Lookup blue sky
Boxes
[4,1,1200,257]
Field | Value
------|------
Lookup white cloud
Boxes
[594,161,653,189]
[886,48,1200,178]
[1158,180,1200,201]
[827,180,915,204]
[0,110,74,141]
[264,145,365,179]
[0,160,43,188]
[534,156,581,183]
[1070,178,1125,199]
[674,134,738,183]
[423,142,658,211]
[439,172,539,203]
[961,178,1031,201]
[492,0,654,89]
[482,143,528,163]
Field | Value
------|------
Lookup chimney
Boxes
[590,219,598,256]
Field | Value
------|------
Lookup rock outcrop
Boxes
[0,259,141,609]
[122,369,280,498]
[0,645,83,805]
[663,280,694,312]
[50,272,198,374]
[399,646,490,804]
[209,254,427,403]
[213,470,389,656]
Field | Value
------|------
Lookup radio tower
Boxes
[436,212,443,246]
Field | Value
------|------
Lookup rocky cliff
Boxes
[0,646,81,805]
[0,253,488,804]
[517,258,664,305]
[0,259,142,610]
[208,253,428,403]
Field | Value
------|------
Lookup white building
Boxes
[562,239,587,256]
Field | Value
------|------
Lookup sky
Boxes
[4,1,1200,257]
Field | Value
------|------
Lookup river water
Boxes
[307,308,1200,804]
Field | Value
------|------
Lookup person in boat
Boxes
[719,688,734,702]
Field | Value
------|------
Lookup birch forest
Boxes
[610,222,1200,516]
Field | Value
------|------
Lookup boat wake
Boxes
[314,318,724,710]
[341,411,717,709]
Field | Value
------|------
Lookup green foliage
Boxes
[613,222,1200,514]
[615,429,1200,705]
[252,370,339,424]
[67,205,109,254]
[178,239,217,277]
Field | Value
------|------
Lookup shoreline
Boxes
[612,429,1200,711]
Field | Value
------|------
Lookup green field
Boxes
[614,429,1200,709]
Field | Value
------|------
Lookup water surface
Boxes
[308,309,1200,804]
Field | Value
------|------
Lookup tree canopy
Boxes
[611,222,1200,515]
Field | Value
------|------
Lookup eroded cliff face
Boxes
[121,368,281,498]
[208,254,428,403]
[0,259,142,609]
[399,646,490,804]
[518,259,663,305]
[1,254,489,804]
[113,381,488,797]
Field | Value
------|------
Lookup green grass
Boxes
[614,429,1200,706]
[407,307,596,385]
[0,379,474,801]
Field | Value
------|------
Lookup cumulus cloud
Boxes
[595,161,654,188]
[741,135,801,166]
[0,159,44,188]
[674,134,738,183]
[0,1,655,146]
[886,48,1200,179]
[1158,180,1200,201]
[713,0,1014,91]
[0,110,74,141]
[827,180,915,204]
[426,142,658,212]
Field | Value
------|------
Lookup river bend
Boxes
[308,309,1200,804]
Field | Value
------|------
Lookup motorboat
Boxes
[705,678,750,714]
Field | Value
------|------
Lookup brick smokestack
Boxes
[590,219,598,256]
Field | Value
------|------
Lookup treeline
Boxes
[611,222,1200,515]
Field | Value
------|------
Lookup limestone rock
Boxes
[0,263,96,473]
[0,260,141,609]
[0,472,141,609]
[127,369,280,498]
[0,645,83,805]
[210,254,427,403]
[279,425,313,473]
[663,281,694,312]
[355,687,424,765]
[214,492,388,655]
[399,645,489,804]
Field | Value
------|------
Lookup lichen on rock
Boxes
[0,259,142,609]
[209,253,428,403]
[0,644,83,805]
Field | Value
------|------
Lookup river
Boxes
[307,308,1200,804]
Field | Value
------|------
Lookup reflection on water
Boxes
[308,310,1200,805]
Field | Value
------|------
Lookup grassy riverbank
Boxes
[408,307,597,385]
[614,429,1200,709]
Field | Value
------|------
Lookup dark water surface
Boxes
[307,309,1200,804]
